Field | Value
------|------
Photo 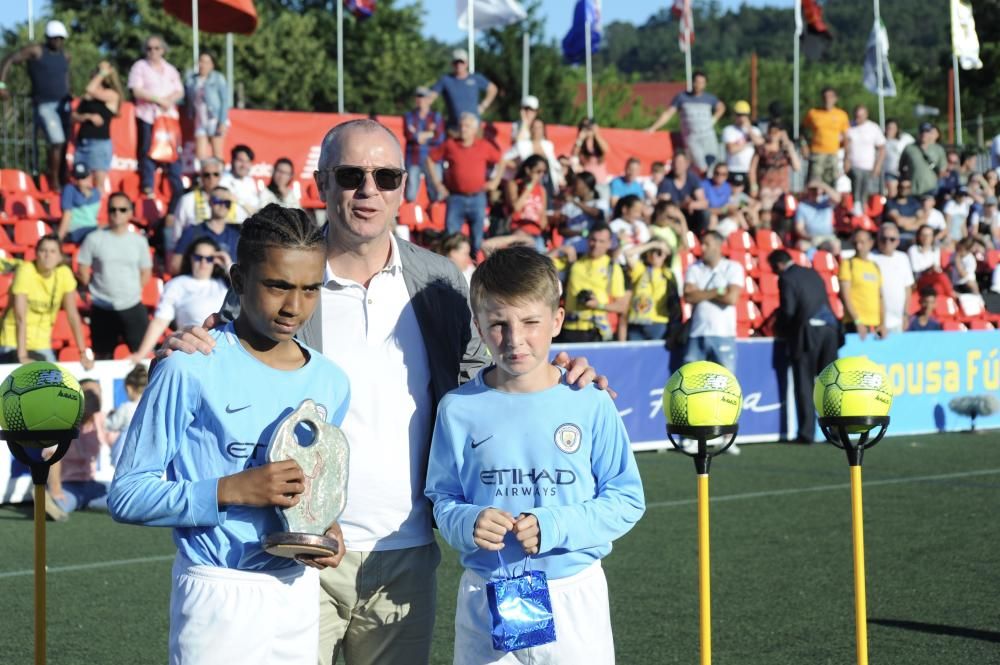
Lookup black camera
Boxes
[577,289,595,306]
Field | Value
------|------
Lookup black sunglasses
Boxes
[322,166,404,191]
[109,207,130,214]
[192,255,216,263]
[201,171,221,178]
[210,198,231,208]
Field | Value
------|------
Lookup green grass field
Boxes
[2,433,999,665]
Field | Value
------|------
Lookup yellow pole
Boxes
[33,483,46,665]
[697,473,711,665]
[850,465,868,665]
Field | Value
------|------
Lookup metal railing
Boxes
[1,93,40,176]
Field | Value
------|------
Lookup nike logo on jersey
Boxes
[470,435,494,449]
[226,404,251,414]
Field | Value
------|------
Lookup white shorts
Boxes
[453,561,615,665]
[169,554,319,665]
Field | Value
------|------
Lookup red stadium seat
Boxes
[759,273,779,295]
[427,202,447,232]
[397,202,425,230]
[0,272,13,310]
[743,275,761,303]
[13,220,49,249]
[987,250,1000,271]
[58,346,81,362]
[141,277,164,309]
[52,311,74,345]
[754,229,782,257]
[813,250,838,276]
[685,230,702,257]
[113,344,133,360]
[724,230,753,257]
[0,169,36,195]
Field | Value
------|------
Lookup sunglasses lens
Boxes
[373,168,404,190]
[334,167,365,189]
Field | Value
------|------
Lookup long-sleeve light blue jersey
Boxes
[425,369,645,580]
[109,323,351,572]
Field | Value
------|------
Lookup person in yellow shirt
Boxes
[803,87,850,188]
[838,229,885,340]
[554,223,628,342]
[0,235,94,368]
[620,239,677,341]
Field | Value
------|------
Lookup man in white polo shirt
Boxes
[870,221,914,335]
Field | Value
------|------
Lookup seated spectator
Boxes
[839,229,884,340]
[907,224,942,278]
[57,162,101,244]
[609,194,650,253]
[908,287,942,331]
[556,222,628,342]
[658,152,709,234]
[171,157,231,251]
[46,379,109,520]
[985,262,1000,314]
[131,237,230,362]
[220,143,260,222]
[0,235,93,368]
[504,154,549,251]
[969,195,1000,248]
[703,163,733,219]
[949,237,980,294]
[795,179,840,251]
[609,157,645,207]
[557,171,609,239]
[77,193,152,359]
[170,185,241,275]
[72,60,123,189]
[749,122,800,210]
[621,239,676,341]
[107,364,148,467]
[916,194,947,245]
[642,161,667,202]
[436,232,475,284]
[884,178,921,233]
[259,157,301,209]
[944,187,973,243]
[871,222,914,334]
[505,117,564,197]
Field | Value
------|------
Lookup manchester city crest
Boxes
[554,423,583,454]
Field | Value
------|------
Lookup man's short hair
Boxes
[231,144,254,161]
[821,86,836,96]
[918,286,938,299]
[852,228,873,243]
[211,186,230,196]
[589,221,612,237]
[767,249,792,272]
[458,112,479,127]
[470,246,561,314]
[703,230,724,245]
[651,161,666,173]
[201,156,223,171]
[107,191,133,211]
[693,70,707,81]
[878,221,899,236]
[317,119,402,170]
[626,157,640,168]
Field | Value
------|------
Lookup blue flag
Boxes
[562,0,602,64]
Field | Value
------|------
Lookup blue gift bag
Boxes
[486,552,557,652]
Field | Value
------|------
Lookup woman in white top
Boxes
[907,224,942,278]
[504,118,565,193]
[949,237,980,295]
[259,157,302,209]
[883,119,914,199]
[130,237,230,362]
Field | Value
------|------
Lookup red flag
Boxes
[675,0,694,52]
[345,0,376,20]
[801,0,829,35]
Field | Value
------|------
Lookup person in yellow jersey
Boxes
[620,239,677,341]
[554,222,629,343]
[0,234,93,368]
[838,228,885,340]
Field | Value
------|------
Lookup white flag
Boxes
[862,20,896,97]
[951,0,983,70]
[457,0,527,31]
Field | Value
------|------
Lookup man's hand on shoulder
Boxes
[154,314,222,360]
[552,351,617,399]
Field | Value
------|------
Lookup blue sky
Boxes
[2,1,782,42]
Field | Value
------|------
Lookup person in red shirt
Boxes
[427,112,500,255]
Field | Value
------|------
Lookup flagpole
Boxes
[684,28,692,89]
[793,0,802,141]
[226,33,234,110]
[953,55,962,145]
[873,0,884,132]
[585,16,593,119]
[337,0,344,114]
[192,0,200,73]
[468,0,476,74]
[27,0,33,41]
[522,31,530,100]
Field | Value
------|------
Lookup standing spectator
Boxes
[795,179,841,252]
[72,60,123,189]
[908,286,943,331]
[512,94,539,142]
[658,152,709,234]
[0,235,93,368]
[426,113,500,256]
[609,157,646,207]
[721,100,763,187]
[427,49,497,133]
[504,117,564,197]
[171,157,230,251]
[185,51,229,162]
[899,122,948,197]
[944,187,973,243]
[259,157,301,209]
[768,249,840,443]
[132,237,229,362]
[128,35,185,210]
[403,86,444,203]
[622,239,676,341]
[883,118,914,199]
[646,71,725,174]
[558,223,628,342]
[170,185,241,275]
[682,231,744,373]
[0,20,72,191]
[846,105,885,212]
[949,237,980,294]
[643,161,667,201]
[47,380,110,519]
[969,195,1000,246]
[504,154,548,251]
[220,143,261,222]
[838,229,884,340]
[77,193,152,359]
[572,118,610,185]
[803,87,851,188]
[57,162,101,244]
[870,222,915,334]
[908,224,943,279]
[749,122,801,209]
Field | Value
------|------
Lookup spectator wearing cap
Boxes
[0,20,72,191]
[403,86,444,203]
[77,193,152,359]
[427,49,497,133]
[513,94,540,142]
[170,185,240,275]
[846,105,885,213]
[609,158,646,208]
[838,229,885,340]
[794,179,840,252]
[803,87,851,188]
[721,100,762,189]
[426,113,500,256]
[220,143,260,222]
[899,122,948,197]
[127,35,185,211]
[57,162,101,244]
[871,221,915,334]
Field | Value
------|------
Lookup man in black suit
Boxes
[768,250,842,442]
